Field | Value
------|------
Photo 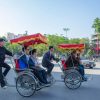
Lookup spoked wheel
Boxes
[64,71,82,89]
[16,73,36,97]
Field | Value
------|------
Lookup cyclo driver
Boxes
[42,46,59,76]
[0,38,13,88]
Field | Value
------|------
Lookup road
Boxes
[0,61,100,100]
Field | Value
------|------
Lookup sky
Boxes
[0,0,100,38]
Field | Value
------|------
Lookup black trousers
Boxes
[32,69,48,84]
[0,62,11,86]
[43,63,54,75]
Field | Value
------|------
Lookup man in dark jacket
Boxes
[0,38,13,88]
[42,46,56,75]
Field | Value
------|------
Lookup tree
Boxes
[92,17,100,33]
[1,36,7,41]
[5,42,21,54]
[47,34,69,48]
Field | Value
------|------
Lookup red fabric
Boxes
[23,39,47,46]
[10,33,47,45]
[58,44,85,49]
[14,59,20,70]
[61,60,67,69]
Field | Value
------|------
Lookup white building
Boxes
[7,32,15,41]
[7,32,24,41]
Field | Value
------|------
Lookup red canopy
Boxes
[58,44,85,50]
[10,33,47,46]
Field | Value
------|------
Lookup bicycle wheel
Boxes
[64,71,82,89]
[16,73,36,97]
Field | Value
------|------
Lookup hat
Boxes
[0,38,5,42]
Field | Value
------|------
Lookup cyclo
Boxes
[57,43,87,89]
[2,34,89,97]
[8,33,54,97]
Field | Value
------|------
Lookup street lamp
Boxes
[63,28,70,38]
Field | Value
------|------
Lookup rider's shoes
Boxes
[44,82,51,87]
[39,81,51,87]
[82,76,87,81]
[1,83,7,89]
[2,85,7,89]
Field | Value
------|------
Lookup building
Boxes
[7,32,15,41]
[14,34,23,39]
[7,32,24,41]
[91,33,100,55]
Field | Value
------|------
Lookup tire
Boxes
[16,73,36,97]
[64,70,82,89]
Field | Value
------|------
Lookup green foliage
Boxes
[92,17,100,33]
[34,44,48,56]
[47,34,69,47]
[85,49,95,58]
[69,38,80,44]
[2,36,7,41]
[46,34,69,54]
[4,42,21,54]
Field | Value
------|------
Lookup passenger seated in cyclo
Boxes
[63,50,87,81]
[29,49,50,84]
[15,46,50,85]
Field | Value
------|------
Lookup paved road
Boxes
[0,61,100,100]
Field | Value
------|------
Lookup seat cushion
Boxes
[61,60,67,70]
[14,59,27,71]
